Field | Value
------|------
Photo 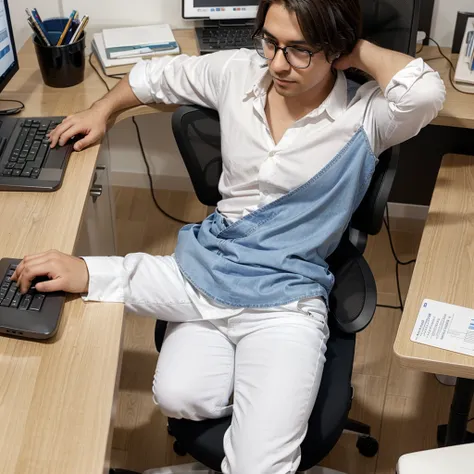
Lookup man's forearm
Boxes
[350,40,414,91]
[91,74,142,117]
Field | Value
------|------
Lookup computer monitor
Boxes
[0,0,18,95]
[182,0,259,21]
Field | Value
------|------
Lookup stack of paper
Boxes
[92,24,180,75]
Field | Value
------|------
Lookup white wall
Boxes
[60,0,188,30]
[432,0,474,47]
[10,0,60,49]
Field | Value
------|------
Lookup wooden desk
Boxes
[0,29,198,474]
[419,46,474,130]
[394,154,474,446]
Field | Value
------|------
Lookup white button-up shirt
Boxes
[129,49,446,222]
[82,48,445,317]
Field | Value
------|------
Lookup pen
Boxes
[29,8,52,45]
[69,15,89,44]
[57,10,77,46]
[27,18,47,46]
[25,8,51,46]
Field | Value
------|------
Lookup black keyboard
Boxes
[196,26,254,53]
[1,118,59,180]
[0,258,66,340]
[0,263,46,311]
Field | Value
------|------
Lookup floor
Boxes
[109,186,468,474]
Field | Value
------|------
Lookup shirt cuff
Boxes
[129,59,154,104]
[384,57,433,103]
[81,256,125,303]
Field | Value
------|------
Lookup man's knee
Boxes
[153,370,231,421]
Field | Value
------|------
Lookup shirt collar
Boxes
[244,68,348,121]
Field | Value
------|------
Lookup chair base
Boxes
[109,470,141,474]
[344,418,379,458]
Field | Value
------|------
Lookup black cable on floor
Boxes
[131,116,195,225]
[88,53,195,225]
[376,205,417,312]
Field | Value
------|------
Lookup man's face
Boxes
[262,3,333,98]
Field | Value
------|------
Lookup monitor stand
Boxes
[202,19,255,29]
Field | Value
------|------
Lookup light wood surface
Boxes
[0,30,197,474]
[419,46,474,130]
[111,187,464,474]
[394,154,474,379]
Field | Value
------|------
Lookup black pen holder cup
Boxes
[33,18,85,88]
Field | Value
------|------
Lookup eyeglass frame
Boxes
[253,35,318,70]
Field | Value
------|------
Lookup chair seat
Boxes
[168,320,355,472]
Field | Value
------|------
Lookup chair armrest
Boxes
[327,239,377,334]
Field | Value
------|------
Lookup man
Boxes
[12,0,445,472]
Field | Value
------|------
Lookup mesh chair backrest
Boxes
[172,106,222,206]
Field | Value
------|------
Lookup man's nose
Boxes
[270,48,291,75]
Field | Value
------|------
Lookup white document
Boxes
[410,299,474,357]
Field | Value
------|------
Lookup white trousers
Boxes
[145,257,330,474]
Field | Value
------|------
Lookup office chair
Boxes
[112,103,399,474]
[110,1,420,472]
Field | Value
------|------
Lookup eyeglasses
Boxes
[253,36,315,69]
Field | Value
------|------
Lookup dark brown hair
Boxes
[253,0,362,61]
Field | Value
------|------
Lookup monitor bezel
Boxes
[182,0,258,20]
[0,0,19,95]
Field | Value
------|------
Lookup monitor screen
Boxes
[0,0,18,94]
[182,0,259,20]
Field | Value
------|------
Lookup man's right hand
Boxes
[11,250,90,295]
[48,104,109,152]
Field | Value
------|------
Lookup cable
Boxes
[131,116,195,225]
[88,53,195,225]
[376,205,417,312]
[427,37,474,95]
[416,44,424,55]
[0,98,25,115]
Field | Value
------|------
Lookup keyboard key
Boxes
[30,294,45,311]
[27,149,38,161]
[14,129,28,150]
[24,119,32,127]
[31,120,40,127]
[37,143,49,162]
[19,151,28,159]
[10,290,21,308]
[14,163,24,170]
[19,294,32,310]
[1,286,17,306]
[5,162,14,169]
[2,168,12,176]
[12,169,21,177]
[21,168,32,177]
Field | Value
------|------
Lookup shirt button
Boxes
[269,151,276,157]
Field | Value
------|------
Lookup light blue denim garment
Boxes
[175,127,376,308]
